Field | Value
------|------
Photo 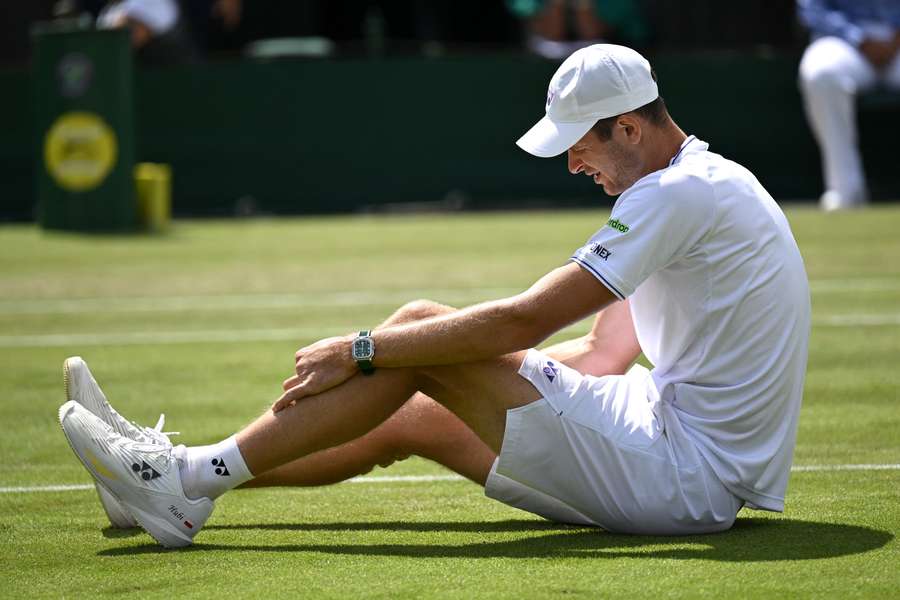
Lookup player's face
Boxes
[566,129,644,196]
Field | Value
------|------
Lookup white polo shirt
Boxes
[571,136,811,511]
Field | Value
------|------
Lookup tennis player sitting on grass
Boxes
[58,44,810,547]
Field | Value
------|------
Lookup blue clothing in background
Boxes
[798,0,900,45]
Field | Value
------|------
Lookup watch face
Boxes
[353,338,374,360]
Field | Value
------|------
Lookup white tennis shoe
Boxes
[58,401,213,548]
[64,357,177,529]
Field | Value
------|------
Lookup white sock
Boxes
[176,435,253,500]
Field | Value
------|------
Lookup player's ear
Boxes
[617,115,642,145]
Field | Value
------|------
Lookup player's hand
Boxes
[271,336,356,412]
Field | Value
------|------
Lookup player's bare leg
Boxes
[239,299,636,490]
[234,345,539,475]
[242,392,496,487]
[58,297,632,546]
[242,298,498,487]
[231,296,538,477]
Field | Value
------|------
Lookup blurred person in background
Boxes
[181,0,242,55]
[319,0,448,56]
[798,0,900,211]
[97,0,199,65]
[507,0,647,59]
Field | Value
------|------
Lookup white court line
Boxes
[808,279,900,293]
[0,278,897,316]
[345,474,464,484]
[0,327,353,348]
[0,288,520,316]
[790,463,900,472]
[816,314,900,326]
[0,484,94,493]
[1,465,898,494]
[1,313,898,348]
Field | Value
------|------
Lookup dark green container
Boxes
[33,26,136,231]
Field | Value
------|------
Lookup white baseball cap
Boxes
[517,44,659,158]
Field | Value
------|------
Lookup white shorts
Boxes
[484,349,743,535]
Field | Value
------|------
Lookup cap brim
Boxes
[516,116,596,158]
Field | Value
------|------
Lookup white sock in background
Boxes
[176,435,253,500]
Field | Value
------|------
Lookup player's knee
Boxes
[396,299,447,323]
[376,394,443,459]
[799,62,844,95]
[799,42,855,95]
[372,434,413,469]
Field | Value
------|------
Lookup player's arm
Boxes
[542,299,641,376]
[275,262,616,409]
[372,261,616,367]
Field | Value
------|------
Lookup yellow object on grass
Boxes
[134,162,171,231]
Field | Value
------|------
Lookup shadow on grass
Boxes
[101,526,144,539]
[206,519,566,534]
[98,517,893,560]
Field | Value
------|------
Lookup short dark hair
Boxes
[590,70,669,141]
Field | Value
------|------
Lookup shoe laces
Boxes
[132,413,179,446]
[105,429,179,474]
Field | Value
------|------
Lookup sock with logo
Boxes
[176,435,253,500]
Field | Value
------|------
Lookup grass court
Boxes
[0,206,898,598]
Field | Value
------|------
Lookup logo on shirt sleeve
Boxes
[588,243,612,260]
[606,218,630,233]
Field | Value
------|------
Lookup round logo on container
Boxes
[57,53,93,98]
[44,112,118,192]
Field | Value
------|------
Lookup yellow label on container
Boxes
[44,111,118,192]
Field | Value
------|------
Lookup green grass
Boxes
[1,207,898,598]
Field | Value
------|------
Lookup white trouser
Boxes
[798,36,900,207]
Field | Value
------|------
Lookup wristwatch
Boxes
[351,330,376,375]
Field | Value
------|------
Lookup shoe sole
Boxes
[57,402,193,548]
[63,358,139,530]
[63,357,75,404]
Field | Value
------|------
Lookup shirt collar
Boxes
[668,135,708,166]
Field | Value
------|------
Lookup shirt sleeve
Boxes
[796,0,865,46]
[570,170,716,299]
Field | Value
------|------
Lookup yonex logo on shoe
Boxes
[131,461,160,481]
[211,457,230,477]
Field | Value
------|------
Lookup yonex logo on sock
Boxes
[211,457,230,477]
[131,461,160,481]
